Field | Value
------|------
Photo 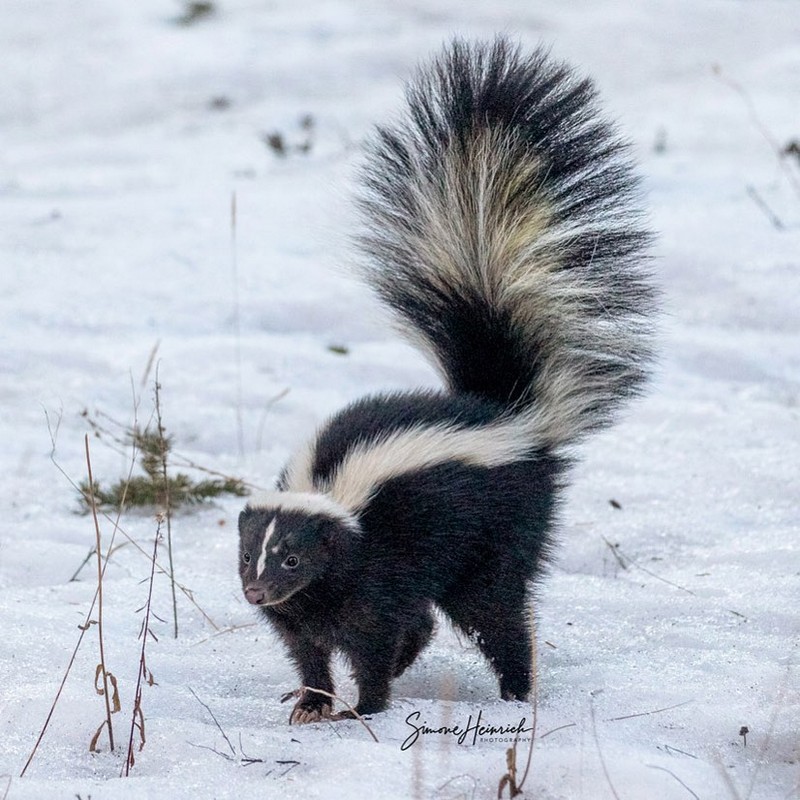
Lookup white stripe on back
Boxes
[323,418,533,512]
[281,410,555,515]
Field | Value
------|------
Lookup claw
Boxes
[289,700,332,725]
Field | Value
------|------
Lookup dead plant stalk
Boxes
[85,435,116,752]
[21,413,137,776]
[153,373,179,639]
[123,522,161,775]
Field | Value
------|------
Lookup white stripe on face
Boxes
[256,518,277,579]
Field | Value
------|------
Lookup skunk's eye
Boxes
[282,555,299,569]
[242,552,251,564]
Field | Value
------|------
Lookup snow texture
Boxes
[1,1,798,798]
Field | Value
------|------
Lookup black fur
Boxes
[358,38,655,424]
[238,37,655,721]
[239,450,563,716]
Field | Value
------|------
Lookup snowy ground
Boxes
[1,1,799,798]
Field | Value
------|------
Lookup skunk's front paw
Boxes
[287,690,332,725]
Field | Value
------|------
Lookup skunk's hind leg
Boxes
[393,609,435,678]
[440,578,533,701]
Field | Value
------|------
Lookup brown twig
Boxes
[20,415,91,776]
[106,515,218,628]
[69,547,97,583]
[662,745,698,760]
[70,541,131,583]
[497,747,522,799]
[188,687,265,765]
[20,622,90,778]
[83,406,262,493]
[609,539,747,621]
[22,403,216,776]
[190,687,236,757]
[19,470,132,775]
[85,435,117,753]
[539,722,578,739]
[123,522,161,775]
[139,340,161,391]
[153,371,179,639]
[74,426,220,626]
[602,537,630,571]
[605,698,693,723]
[169,453,262,491]
[191,622,257,647]
[607,538,696,596]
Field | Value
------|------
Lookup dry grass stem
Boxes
[106,514,218,629]
[85,435,117,753]
[85,406,257,490]
[188,687,266,766]
[153,372,179,639]
[123,522,161,775]
[604,537,697,597]
[23,403,218,775]
[496,746,521,799]
[191,622,257,647]
[539,722,577,739]
[604,699,693,723]
[190,687,236,757]
[139,340,161,391]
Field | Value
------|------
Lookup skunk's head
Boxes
[237,492,360,608]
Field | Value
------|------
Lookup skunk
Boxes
[238,38,656,723]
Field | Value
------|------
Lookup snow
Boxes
[1,1,799,798]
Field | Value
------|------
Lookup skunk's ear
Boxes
[238,506,252,531]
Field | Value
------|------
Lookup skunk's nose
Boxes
[244,585,266,605]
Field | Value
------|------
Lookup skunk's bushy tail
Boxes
[357,38,656,447]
